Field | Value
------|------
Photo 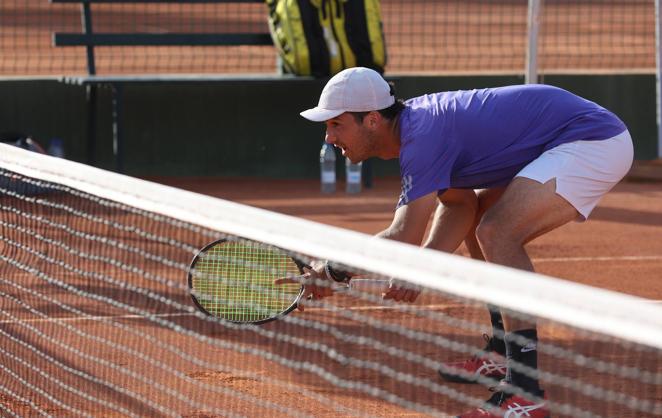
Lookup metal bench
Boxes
[52,0,274,172]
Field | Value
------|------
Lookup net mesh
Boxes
[0,144,660,417]
[0,0,656,76]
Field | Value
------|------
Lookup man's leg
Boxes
[466,189,508,357]
[476,177,579,329]
[464,188,506,262]
[437,188,510,383]
[456,133,631,417]
[475,177,579,401]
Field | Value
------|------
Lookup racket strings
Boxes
[191,240,301,322]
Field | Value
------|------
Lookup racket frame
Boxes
[187,238,306,324]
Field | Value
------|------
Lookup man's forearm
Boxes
[423,200,477,253]
[376,225,416,242]
[375,193,438,245]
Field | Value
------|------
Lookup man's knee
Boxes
[475,218,494,250]
[475,215,516,256]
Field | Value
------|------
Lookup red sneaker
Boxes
[438,334,506,383]
[456,391,550,418]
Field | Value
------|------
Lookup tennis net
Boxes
[0,143,660,417]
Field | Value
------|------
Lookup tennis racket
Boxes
[188,239,390,324]
[188,238,307,324]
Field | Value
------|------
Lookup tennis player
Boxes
[298,67,633,418]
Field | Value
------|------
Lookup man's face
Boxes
[324,112,377,163]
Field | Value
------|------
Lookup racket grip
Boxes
[339,278,391,293]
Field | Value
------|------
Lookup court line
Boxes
[0,312,193,325]
[0,304,472,325]
[533,255,662,263]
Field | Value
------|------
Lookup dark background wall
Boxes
[0,75,656,178]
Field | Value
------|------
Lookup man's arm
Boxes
[423,188,479,253]
[380,189,478,302]
[376,192,439,245]
[300,192,438,306]
[297,189,478,305]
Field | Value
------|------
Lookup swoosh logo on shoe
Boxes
[520,342,537,353]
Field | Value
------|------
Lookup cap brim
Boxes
[300,107,345,122]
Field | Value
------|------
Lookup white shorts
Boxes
[515,130,633,220]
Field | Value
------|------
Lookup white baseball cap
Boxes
[300,67,395,122]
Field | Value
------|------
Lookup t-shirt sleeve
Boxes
[396,140,457,209]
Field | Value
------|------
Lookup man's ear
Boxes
[366,111,380,128]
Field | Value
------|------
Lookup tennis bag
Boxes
[265,0,387,77]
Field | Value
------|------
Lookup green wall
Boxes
[0,74,657,177]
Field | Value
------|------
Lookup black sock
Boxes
[504,329,542,396]
[487,304,506,355]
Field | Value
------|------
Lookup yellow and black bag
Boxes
[266,0,386,77]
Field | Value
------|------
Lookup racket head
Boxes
[188,238,305,324]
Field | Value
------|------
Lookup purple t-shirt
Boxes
[396,84,627,207]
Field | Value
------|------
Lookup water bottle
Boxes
[47,138,65,158]
[345,157,362,194]
[319,142,336,193]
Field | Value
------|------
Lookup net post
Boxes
[525,0,542,84]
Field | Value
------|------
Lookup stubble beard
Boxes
[355,127,378,163]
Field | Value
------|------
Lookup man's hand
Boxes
[298,265,335,311]
[274,260,334,311]
[382,279,421,303]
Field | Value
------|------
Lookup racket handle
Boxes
[278,274,390,292]
[336,278,391,293]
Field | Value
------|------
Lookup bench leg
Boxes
[110,83,124,173]
[85,84,97,166]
